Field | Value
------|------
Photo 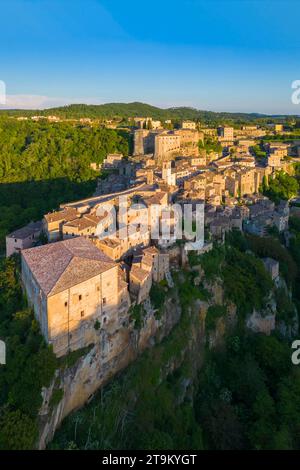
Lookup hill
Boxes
[1,101,298,124]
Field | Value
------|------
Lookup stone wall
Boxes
[38,294,181,449]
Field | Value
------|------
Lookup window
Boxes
[81,310,84,318]
[79,295,82,301]
[102,297,106,305]
[64,301,68,307]
[103,316,107,323]
[15,239,17,243]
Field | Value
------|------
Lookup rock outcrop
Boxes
[38,294,181,449]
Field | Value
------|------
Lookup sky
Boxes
[0,0,300,114]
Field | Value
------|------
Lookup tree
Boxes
[263,171,299,203]
[0,408,37,450]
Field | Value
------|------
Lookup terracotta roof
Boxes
[8,220,42,240]
[130,265,150,282]
[97,237,121,248]
[63,216,97,230]
[44,207,78,223]
[143,192,167,206]
[85,213,106,224]
[22,237,116,296]
[143,246,159,256]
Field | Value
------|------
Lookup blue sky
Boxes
[0,0,300,113]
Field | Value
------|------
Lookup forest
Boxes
[0,227,299,450]
[0,117,131,252]
[261,166,300,203]
[1,102,298,126]
[50,229,300,450]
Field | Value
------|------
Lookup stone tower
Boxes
[147,169,154,185]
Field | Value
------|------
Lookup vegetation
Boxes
[51,232,300,450]
[205,305,227,331]
[289,216,300,309]
[149,283,168,317]
[0,225,298,450]
[261,170,299,203]
[0,117,130,183]
[0,255,58,449]
[0,117,131,252]
[196,331,299,449]
[193,244,225,280]
[247,234,298,287]
[129,303,146,330]
[59,345,94,370]
[251,143,266,160]
[1,112,300,450]
[51,272,204,450]
[199,136,222,154]
[222,247,273,318]
[1,102,297,126]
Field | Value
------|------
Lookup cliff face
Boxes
[38,295,181,449]
[39,267,299,449]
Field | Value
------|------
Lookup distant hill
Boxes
[0,101,298,124]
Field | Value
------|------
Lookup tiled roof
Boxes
[8,220,43,240]
[22,237,116,296]
[130,265,150,282]
[143,192,167,206]
[44,207,78,223]
[63,216,97,230]
[143,246,159,256]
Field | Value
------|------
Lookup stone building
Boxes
[181,120,196,130]
[21,237,130,357]
[129,246,170,303]
[133,129,157,155]
[218,126,234,141]
[103,153,124,169]
[6,221,43,257]
[62,211,113,240]
[44,207,79,242]
[129,265,152,304]
[267,153,282,168]
[91,237,122,261]
[162,161,176,186]
[154,132,181,162]
[134,128,203,162]
[133,246,169,283]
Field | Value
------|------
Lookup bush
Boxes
[0,408,38,450]
[206,305,227,331]
[223,247,273,317]
[129,304,145,330]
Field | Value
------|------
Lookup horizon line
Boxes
[0,100,299,118]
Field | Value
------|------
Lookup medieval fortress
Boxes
[6,117,298,360]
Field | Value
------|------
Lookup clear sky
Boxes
[1,0,300,114]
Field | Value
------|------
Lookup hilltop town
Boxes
[5,115,300,359]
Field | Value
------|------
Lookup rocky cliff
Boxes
[40,262,299,449]
[38,293,181,449]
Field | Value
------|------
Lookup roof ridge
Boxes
[48,250,74,295]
